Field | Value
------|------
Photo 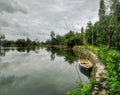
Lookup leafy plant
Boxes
[67,82,92,95]
[97,48,120,94]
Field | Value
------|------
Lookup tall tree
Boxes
[50,31,56,45]
[0,34,5,46]
[50,31,55,40]
[85,21,93,45]
[80,27,85,45]
[109,0,120,49]
[99,0,106,22]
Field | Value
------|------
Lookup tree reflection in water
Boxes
[0,47,40,56]
[0,47,78,64]
[45,47,78,64]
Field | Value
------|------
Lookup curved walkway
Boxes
[73,47,108,95]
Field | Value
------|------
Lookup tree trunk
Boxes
[108,29,114,49]
[108,35,112,49]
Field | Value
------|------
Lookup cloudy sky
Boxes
[0,0,99,41]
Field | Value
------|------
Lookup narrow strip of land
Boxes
[73,47,107,95]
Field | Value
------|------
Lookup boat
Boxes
[78,59,93,71]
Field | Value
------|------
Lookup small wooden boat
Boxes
[78,59,93,71]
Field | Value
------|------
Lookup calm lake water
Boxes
[0,47,90,95]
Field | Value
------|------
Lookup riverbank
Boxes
[41,44,67,49]
[72,46,108,95]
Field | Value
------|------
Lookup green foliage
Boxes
[78,46,120,94]
[2,38,41,47]
[50,31,55,40]
[67,82,92,95]
[99,0,105,22]
[85,21,93,45]
[97,48,120,94]
[45,30,83,48]
[50,31,56,45]
[108,0,120,50]
[85,0,120,50]
[0,34,5,46]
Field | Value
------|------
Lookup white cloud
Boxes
[0,0,99,41]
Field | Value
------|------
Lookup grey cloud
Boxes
[0,0,99,41]
[0,0,27,13]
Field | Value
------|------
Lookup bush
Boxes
[67,82,92,95]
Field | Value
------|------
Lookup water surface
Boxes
[0,48,89,95]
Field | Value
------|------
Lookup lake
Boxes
[0,47,90,95]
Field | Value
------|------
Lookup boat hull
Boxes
[79,63,93,71]
[78,59,93,71]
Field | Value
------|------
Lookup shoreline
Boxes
[73,46,107,95]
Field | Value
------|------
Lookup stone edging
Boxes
[73,47,108,95]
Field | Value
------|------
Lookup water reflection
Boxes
[0,47,40,56]
[0,47,92,78]
[0,47,5,56]
[0,76,15,85]
[45,47,78,64]
[0,47,78,64]
[79,65,91,78]
[16,47,40,53]
[0,47,91,95]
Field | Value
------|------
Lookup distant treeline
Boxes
[0,37,40,47]
[42,30,84,48]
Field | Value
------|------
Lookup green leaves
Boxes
[99,0,105,22]
[45,30,84,48]
[97,47,120,94]
[67,82,92,95]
